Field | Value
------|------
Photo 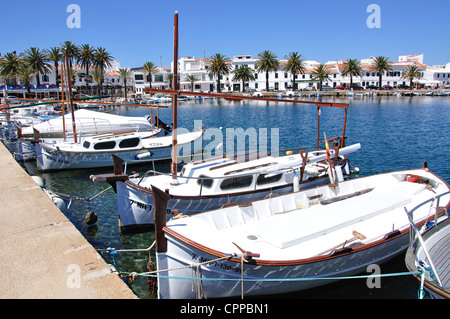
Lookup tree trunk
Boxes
[265,72,269,91]
[378,73,382,90]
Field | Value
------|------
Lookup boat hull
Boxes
[116,175,330,232]
[157,230,409,299]
[35,132,204,171]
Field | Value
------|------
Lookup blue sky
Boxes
[1,0,449,68]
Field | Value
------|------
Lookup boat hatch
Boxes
[83,141,90,149]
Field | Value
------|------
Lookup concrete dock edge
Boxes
[0,141,137,299]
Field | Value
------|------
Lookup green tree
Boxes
[0,52,21,85]
[255,50,279,91]
[78,44,95,78]
[401,64,422,89]
[46,47,63,87]
[91,67,105,95]
[117,68,133,99]
[60,41,80,69]
[373,56,392,90]
[22,47,51,86]
[341,59,363,89]
[143,61,158,90]
[232,65,255,92]
[16,63,35,93]
[167,73,174,90]
[284,52,305,91]
[311,64,331,91]
[185,75,198,92]
[94,47,114,74]
[208,53,231,93]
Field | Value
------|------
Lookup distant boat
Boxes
[152,165,450,299]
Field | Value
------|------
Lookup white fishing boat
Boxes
[405,197,450,299]
[35,128,204,172]
[19,109,163,139]
[91,143,360,232]
[15,109,171,161]
[152,164,450,299]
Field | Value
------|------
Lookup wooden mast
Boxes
[170,10,179,185]
[60,59,66,139]
[64,51,77,143]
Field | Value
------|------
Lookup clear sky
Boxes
[1,0,449,68]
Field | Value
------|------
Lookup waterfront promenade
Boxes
[0,142,136,298]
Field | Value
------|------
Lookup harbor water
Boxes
[18,95,450,299]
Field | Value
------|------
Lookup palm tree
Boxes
[341,59,363,89]
[60,41,79,69]
[255,50,279,91]
[91,67,104,95]
[21,47,52,86]
[142,61,158,90]
[117,68,133,99]
[284,52,305,91]
[167,73,174,90]
[16,63,35,93]
[401,64,422,89]
[208,53,231,93]
[373,56,392,90]
[77,44,95,78]
[185,75,198,92]
[311,64,331,91]
[232,65,255,92]
[0,52,21,85]
[46,47,63,87]
[94,47,114,74]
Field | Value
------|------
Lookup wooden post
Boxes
[64,51,77,143]
[152,186,171,253]
[171,11,179,184]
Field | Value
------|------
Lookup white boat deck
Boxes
[168,172,446,261]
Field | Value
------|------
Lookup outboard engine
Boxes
[150,115,172,135]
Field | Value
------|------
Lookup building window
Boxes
[275,73,278,79]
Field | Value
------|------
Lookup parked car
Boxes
[366,85,378,89]
[321,85,333,91]
[397,84,410,89]
[382,85,393,90]
[303,86,314,91]
[335,85,346,90]
[351,85,365,91]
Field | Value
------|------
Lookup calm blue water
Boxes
[22,95,450,299]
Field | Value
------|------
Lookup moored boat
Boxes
[35,128,204,172]
[151,164,450,299]
[405,198,450,299]
[91,142,360,232]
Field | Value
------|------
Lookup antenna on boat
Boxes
[170,10,179,185]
